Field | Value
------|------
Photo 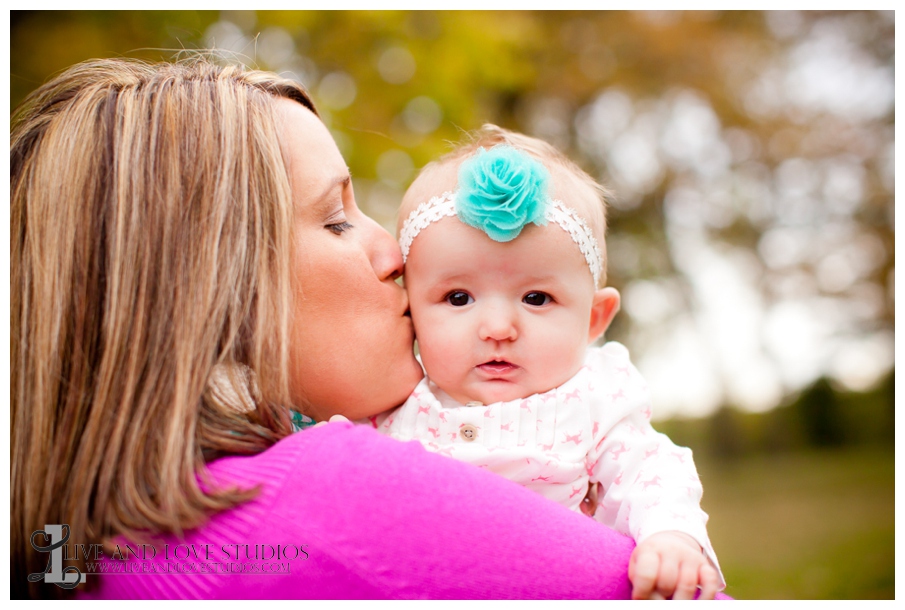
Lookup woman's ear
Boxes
[588,287,621,343]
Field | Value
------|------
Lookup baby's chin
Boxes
[456,380,556,406]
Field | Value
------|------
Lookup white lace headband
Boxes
[399,191,603,285]
[398,145,603,285]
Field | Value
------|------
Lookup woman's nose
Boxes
[478,302,518,342]
[365,216,404,282]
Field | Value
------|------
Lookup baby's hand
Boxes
[629,531,719,600]
[312,414,350,428]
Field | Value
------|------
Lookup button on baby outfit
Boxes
[459,424,478,442]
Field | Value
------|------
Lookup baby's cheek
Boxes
[538,331,587,381]
[413,326,458,379]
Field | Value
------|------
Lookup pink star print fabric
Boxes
[370,342,724,586]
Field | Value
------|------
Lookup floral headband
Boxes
[399,145,603,285]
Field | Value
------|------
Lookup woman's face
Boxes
[277,100,423,421]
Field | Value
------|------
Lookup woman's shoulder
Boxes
[232,419,433,472]
[84,422,637,599]
[207,421,512,527]
[207,423,448,519]
[209,421,427,477]
[82,425,440,599]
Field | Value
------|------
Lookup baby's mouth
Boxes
[476,360,518,376]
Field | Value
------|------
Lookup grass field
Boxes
[694,446,894,599]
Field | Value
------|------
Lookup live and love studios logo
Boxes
[29,523,308,591]
[29,524,86,590]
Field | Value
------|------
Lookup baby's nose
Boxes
[478,302,518,342]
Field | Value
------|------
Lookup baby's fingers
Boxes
[697,563,720,600]
[312,414,350,428]
[629,550,660,600]
[671,561,700,600]
[654,556,680,599]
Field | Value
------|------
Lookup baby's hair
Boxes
[401,124,611,285]
[446,124,610,217]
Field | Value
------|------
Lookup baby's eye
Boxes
[326,221,353,235]
[445,291,474,307]
[523,292,552,307]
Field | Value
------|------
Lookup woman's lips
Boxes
[476,361,518,377]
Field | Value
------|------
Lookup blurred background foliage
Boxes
[10,10,895,600]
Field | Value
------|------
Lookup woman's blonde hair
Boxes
[11,58,314,597]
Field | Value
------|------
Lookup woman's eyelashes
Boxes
[326,220,353,235]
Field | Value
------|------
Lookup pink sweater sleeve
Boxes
[83,422,642,598]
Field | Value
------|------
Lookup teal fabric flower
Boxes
[456,145,549,242]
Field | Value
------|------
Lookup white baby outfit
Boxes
[369,341,724,584]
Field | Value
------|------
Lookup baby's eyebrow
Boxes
[423,272,481,294]
[520,273,562,283]
[431,273,472,286]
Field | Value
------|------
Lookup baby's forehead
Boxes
[414,214,592,279]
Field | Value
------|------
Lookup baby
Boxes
[369,125,724,599]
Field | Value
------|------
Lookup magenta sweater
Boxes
[82,421,647,599]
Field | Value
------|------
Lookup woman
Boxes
[11,58,647,599]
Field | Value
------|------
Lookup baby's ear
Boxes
[588,287,620,343]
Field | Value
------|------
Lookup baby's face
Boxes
[405,216,598,405]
